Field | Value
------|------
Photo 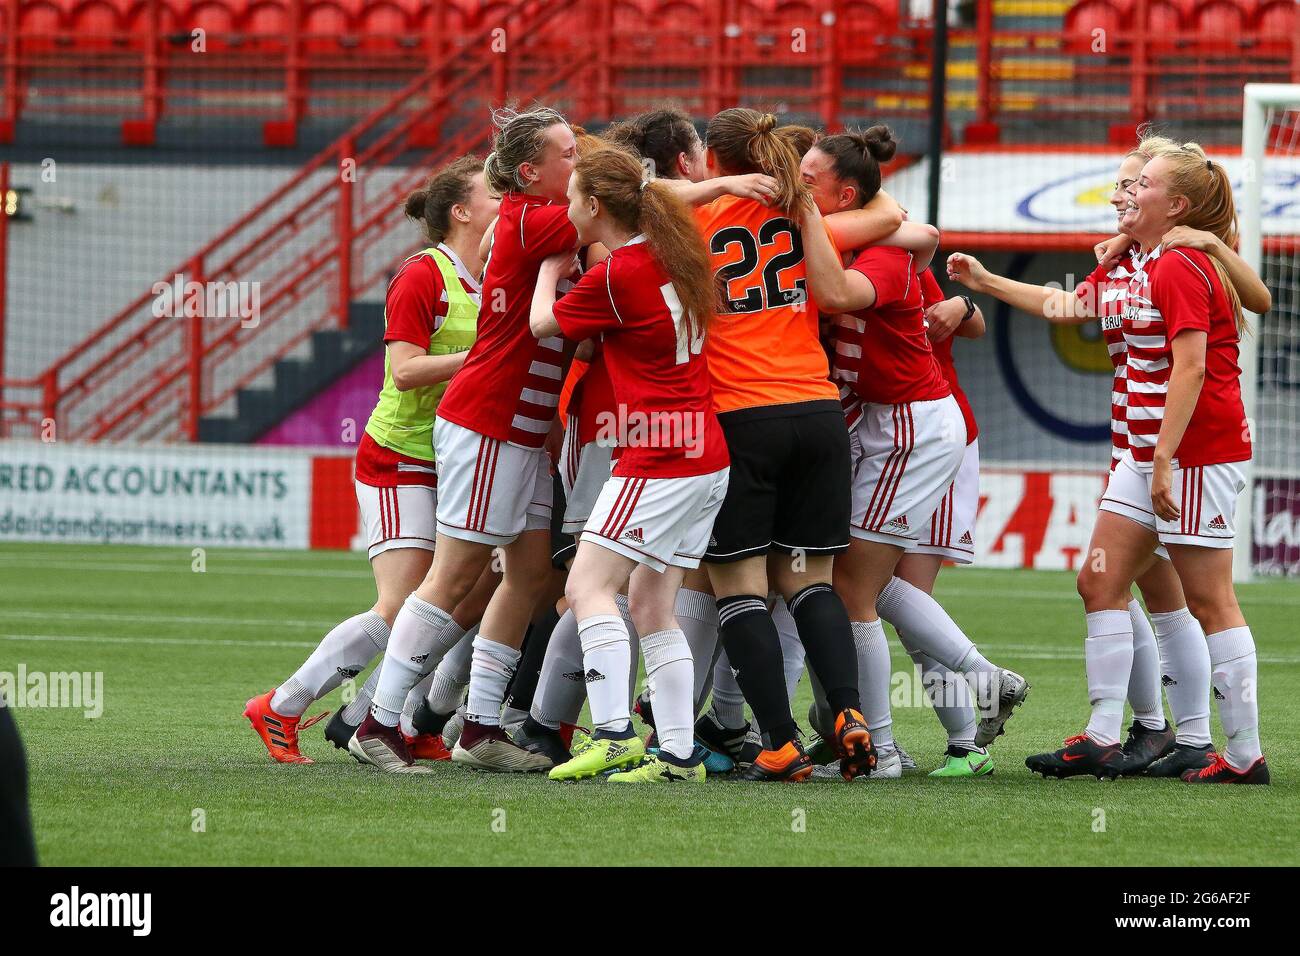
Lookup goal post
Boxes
[1236,84,1300,582]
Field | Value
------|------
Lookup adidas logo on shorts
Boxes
[958,531,973,545]
[886,516,909,532]
[1208,514,1228,531]
[622,527,646,545]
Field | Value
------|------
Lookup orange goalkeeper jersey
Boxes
[694,195,838,414]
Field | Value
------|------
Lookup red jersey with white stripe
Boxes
[552,236,729,478]
[1077,250,1140,471]
[918,268,978,444]
[1123,245,1251,470]
[833,246,950,406]
[435,192,577,448]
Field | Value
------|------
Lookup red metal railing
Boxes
[0,0,582,440]
[3,1,1294,144]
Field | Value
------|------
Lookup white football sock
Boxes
[675,588,720,713]
[614,592,642,706]
[340,666,380,725]
[530,609,585,730]
[852,619,893,753]
[578,614,632,732]
[1126,600,1165,730]
[773,597,806,703]
[877,576,993,674]
[272,610,390,716]
[1150,607,1212,746]
[424,627,476,715]
[1207,626,1262,771]
[371,595,460,727]
[641,628,695,760]
[709,649,747,729]
[1084,610,1133,747]
[397,620,467,737]
[465,635,520,726]
[910,648,977,749]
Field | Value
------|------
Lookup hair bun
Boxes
[862,125,897,163]
[756,113,778,134]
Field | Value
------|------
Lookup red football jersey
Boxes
[552,236,729,478]
[1076,250,1141,471]
[917,268,978,444]
[435,192,578,448]
[834,246,950,406]
[570,344,618,448]
[1123,246,1251,470]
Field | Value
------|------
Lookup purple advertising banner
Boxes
[257,352,383,450]
[1252,477,1300,577]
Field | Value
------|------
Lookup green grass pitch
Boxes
[4,542,1296,866]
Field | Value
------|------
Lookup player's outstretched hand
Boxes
[1151,457,1181,522]
[946,252,988,292]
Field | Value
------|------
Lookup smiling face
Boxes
[565,171,600,246]
[1122,155,1188,247]
[522,123,578,202]
[799,146,859,215]
[1112,154,1145,230]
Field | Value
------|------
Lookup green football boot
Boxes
[548,732,645,781]
[928,745,994,778]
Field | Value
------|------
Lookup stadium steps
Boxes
[197,303,383,443]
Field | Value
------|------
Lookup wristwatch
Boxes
[959,295,976,323]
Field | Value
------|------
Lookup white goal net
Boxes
[1239,84,1300,581]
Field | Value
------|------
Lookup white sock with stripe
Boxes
[1207,626,1262,771]
[272,609,389,716]
[1084,610,1133,747]
[876,576,993,674]
[578,614,633,732]
[909,649,978,749]
[1150,607,1212,746]
[400,625,475,737]
[530,609,586,730]
[641,628,695,760]
[675,588,721,713]
[465,635,520,726]
[371,595,461,727]
[1126,600,1166,731]
[423,627,476,715]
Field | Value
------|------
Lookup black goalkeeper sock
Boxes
[504,605,561,713]
[716,594,798,748]
[789,583,861,714]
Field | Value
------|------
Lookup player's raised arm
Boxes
[946,251,1092,323]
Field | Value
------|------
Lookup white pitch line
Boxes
[0,557,371,579]
[0,633,318,649]
[2,609,336,630]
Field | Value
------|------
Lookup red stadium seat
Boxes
[183,1,239,52]
[242,0,290,50]
[121,0,181,35]
[69,0,127,47]
[356,3,415,50]
[1144,0,1192,32]
[1063,0,1129,53]
[301,1,353,52]
[1192,0,1257,43]
[16,1,67,52]
[1254,0,1297,41]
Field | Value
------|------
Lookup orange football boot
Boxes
[738,740,815,781]
[403,731,452,761]
[243,690,327,764]
[833,708,877,780]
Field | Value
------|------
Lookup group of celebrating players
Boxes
[244,102,1270,785]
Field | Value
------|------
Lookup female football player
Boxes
[531,145,730,783]
[244,155,499,765]
[948,138,1269,779]
[797,127,1032,779]
[1000,145,1270,782]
